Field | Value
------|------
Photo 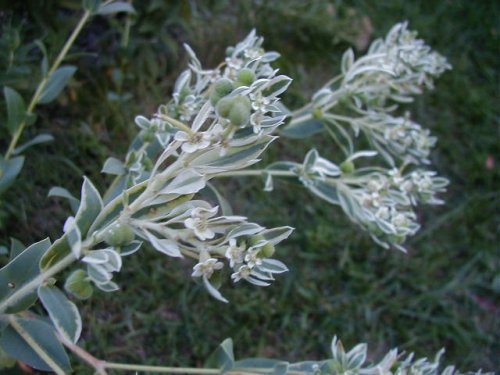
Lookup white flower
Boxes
[231,265,252,283]
[184,206,218,240]
[244,249,263,268]
[225,239,245,267]
[174,130,211,153]
[191,258,223,278]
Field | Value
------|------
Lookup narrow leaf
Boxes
[4,86,26,135]
[38,66,77,104]
[38,285,82,343]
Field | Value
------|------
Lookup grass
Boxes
[0,0,498,373]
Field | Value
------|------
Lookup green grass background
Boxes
[0,0,498,373]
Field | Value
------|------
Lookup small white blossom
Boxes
[191,258,223,278]
[231,265,252,283]
[225,239,245,267]
[184,206,218,240]
[174,131,211,153]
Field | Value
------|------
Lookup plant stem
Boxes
[9,316,67,375]
[58,332,108,375]
[0,252,76,314]
[156,113,194,135]
[4,9,93,159]
[213,169,296,178]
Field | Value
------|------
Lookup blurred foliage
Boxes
[0,0,498,373]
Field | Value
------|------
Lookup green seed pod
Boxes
[236,68,256,86]
[340,160,355,174]
[225,46,235,57]
[312,108,323,119]
[260,243,275,257]
[64,269,93,300]
[103,221,135,247]
[216,96,235,118]
[229,96,251,126]
[248,235,265,246]
[210,91,221,106]
[214,78,234,97]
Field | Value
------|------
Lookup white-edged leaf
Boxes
[192,101,212,132]
[75,177,103,236]
[261,226,294,245]
[121,240,142,256]
[145,232,182,258]
[0,316,71,373]
[48,186,80,214]
[38,285,82,343]
[101,157,126,175]
[162,168,205,195]
[227,223,263,239]
[258,259,288,274]
[203,276,228,303]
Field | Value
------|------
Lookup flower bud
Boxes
[340,160,355,174]
[216,96,234,118]
[236,68,255,86]
[229,96,251,126]
[103,221,135,247]
[64,269,93,300]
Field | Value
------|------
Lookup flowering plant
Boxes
[0,2,489,374]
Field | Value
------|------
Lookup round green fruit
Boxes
[340,160,355,174]
[236,68,256,86]
[229,96,251,126]
[103,221,135,247]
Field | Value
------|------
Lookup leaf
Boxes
[74,177,103,236]
[308,181,340,205]
[48,186,80,214]
[0,156,24,194]
[12,134,54,155]
[261,226,294,245]
[145,232,182,258]
[64,269,93,300]
[280,118,324,139]
[41,177,102,270]
[206,338,234,373]
[101,157,126,175]
[0,238,51,313]
[0,316,71,373]
[9,238,26,261]
[205,182,233,216]
[38,285,82,343]
[161,168,206,195]
[38,65,77,104]
[3,86,26,135]
[97,1,136,15]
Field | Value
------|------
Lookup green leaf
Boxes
[0,316,71,373]
[281,118,324,139]
[0,238,51,313]
[82,0,102,13]
[38,65,77,104]
[205,182,233,216]
[38,285,82,343]
[64,269,93,300]
[75,177,103,235]
[0,156,24,194]
[13,133,54,155]
[206,338,234,373]
[48,186,80,214]
[41,177,102,270]
[9,237,25,261]
[3,86,26,135]
[102,157,126,175]
[97,1,136,15]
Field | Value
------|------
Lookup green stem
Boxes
[0,253,76,314]
[4,9,93,159]
[213,169,296,178]
[156,113,194,135]
[9,317,67,375]
[103,362,303,375]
